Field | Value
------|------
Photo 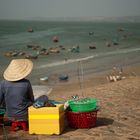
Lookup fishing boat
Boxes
[49,47,60,53]
[89,32,94,35]
[113,35,119,45]
[59,74,69,81]
[70,45,80,53]
[25,54,38,59]
[28,28,34,33]
[4,51,19,57]
[40,76,49,81]
[52,36,59,43]
[89,46,96,49]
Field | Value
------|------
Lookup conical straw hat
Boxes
[3,59,33,81]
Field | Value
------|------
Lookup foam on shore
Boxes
[35,47,140,69]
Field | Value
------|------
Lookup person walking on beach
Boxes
[0,59,34,121]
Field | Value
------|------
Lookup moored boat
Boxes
[40,76,49,81]
[52,36,59,43]
[59,74,69,81]
[28,28,34,32]
[89,46,96,49]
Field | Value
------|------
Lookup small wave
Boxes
[35,47,140,69]
[35,55,95,69]
[99,47,140,57]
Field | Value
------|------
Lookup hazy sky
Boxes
[0,0,140,19]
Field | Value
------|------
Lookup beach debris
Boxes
[106,67,126,82]
[106,75,122,82]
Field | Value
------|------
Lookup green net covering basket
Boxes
[0,108,5,115]
[0,108,5,124]
[68,98,97,112]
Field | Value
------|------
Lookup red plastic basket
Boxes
[66,109,98,128]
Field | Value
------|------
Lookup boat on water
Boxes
[113,36,119,45]
[70,45,80,53]
[113,39,119,45]
[49,47,60,53]
[89,32,94,35]
[117,27,124,32]
[52,36,59,43]
[25,54,38,59]
[89,46,96,49]
[28,28,34,33]
[59,74,69,81]
[105,42,111,47]
[40,76,49,81]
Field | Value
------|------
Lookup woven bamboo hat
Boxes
[3,59,33,81]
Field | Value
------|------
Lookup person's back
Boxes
[0,59,34,120]
[0,79,34,120]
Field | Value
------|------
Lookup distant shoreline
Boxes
[0,15,140,23]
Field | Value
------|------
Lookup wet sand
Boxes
[0,65,140,140]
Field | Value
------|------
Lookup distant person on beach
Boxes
[0,59,34,121]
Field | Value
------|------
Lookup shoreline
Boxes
[30,62,140,86]
[30,63,140,101]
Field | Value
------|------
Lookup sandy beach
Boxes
[0,64,140,140]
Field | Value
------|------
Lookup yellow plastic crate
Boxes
[28,104,65,135]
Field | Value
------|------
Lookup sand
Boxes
[0,65,140,140]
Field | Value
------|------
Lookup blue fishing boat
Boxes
[59,74,69,81]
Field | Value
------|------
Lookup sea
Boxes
[0,20,140,85]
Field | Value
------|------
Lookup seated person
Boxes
[0,59,34,121]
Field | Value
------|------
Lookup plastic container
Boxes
[28,104,65,135]
[68,98,97,112]
[67,109,98,128]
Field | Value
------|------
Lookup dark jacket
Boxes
[0,79,34,120]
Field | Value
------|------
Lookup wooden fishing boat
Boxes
[49,48,60,53]
[25,54,38,59]
[52,36,59,43]
[89,46,96,49]
[28,28,34,32]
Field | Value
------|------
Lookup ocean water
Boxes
[0,20,140,84]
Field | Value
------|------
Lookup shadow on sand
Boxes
[63,117,114,134]
[96,117,114,127]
